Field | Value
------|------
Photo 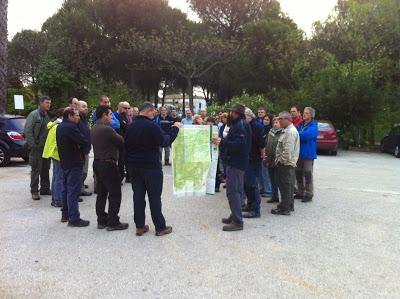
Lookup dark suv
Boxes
[381,124,400,158]
[0,114,29,166]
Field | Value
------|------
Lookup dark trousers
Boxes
[295,159,314,199]
[93,160,122,226]
[61,167,82,223]
[268,167,279,201]
[244,160,261,214]
[226,166,245,225]
[80,154,89,192]
[129,167,166,232]
[118,149,126,182]
[29,147,50,193]
[276,164,295,212]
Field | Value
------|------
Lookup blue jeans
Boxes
[244,160,262,214]
[260,165,272,195]
[129,167,166,232]
[51,159,63,204]
[61,167,82,223]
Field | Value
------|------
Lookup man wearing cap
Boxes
[271,111,300,216]
[242,107,265,218]
[217,104,252,231]
[125,102,182,237]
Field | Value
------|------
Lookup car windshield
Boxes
[318,122,334,131]
[5,118,26,131]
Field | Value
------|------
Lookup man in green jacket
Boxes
[24,96,52,200]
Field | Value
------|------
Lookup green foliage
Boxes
[207,94,275,116]
[6,86,37,116]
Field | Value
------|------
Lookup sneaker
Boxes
[31,193,40,200]
[107,222,129,231]
[271,208,290,216]
[243,211,260,218]
[51,201,63,208]
[68,219,90,227]
[156,226,172,236]
[222,222,243,231]
[40,190,51,196]
[221,216,232,224]
[61,216,68,223]
[136,225,150,236]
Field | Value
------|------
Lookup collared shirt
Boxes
[275,123,300,167]
[181,118,193,125]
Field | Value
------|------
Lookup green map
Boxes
[172,126,214,196]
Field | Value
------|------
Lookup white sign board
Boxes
[14,95,24,110]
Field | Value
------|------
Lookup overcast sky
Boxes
[8,0,337,39]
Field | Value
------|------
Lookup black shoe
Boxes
[294,194,304,200]
[301,197,313,203]
[51,201,63,208]
[221,216,232,224]
[271,208,290,216]
[106,222,129,231]
[156,226,173,236]
[40,190,51,196]
[241,205,251,212]
[97,224,107,229]
[61,215,68,223]
[31,193,40,200]
[223,222,243,231]
[267,198,279,203]
[68,219,90,227]
[243,211,260,218]
[78,198,83,202]
[84,184,89,189]
[80,190,92,196]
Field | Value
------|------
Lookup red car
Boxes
[317,120,338,155]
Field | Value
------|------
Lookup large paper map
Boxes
[172,126,218,197]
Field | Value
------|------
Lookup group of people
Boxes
[24,95,318,234]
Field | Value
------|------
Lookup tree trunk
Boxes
[182,89,186,111]
[161,85,167,106]
[187,77,194,112]
[369,123,375,146]
[0,0,8,114]
[154,87,159,107]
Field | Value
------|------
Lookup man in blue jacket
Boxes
[243,108,265,218]
[218,104,252,231]
[125,102,181,237]
[91,95,120,131]
[295,107,318,202]
[56,108,90,227]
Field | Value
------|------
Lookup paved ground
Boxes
[0,151,399,298]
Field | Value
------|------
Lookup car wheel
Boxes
[0,146,10,167]
[395,146,400,158]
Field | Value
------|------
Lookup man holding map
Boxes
[217,104,252,232]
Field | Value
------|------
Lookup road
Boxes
[1,151,399,298]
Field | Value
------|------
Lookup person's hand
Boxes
[173,122,182,129]
[213,137,221,145]
[260,148,266,159]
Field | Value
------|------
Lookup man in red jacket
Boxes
[290,106,303,127]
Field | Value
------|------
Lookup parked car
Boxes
[0,114,29,166]
[380,124,400,158]
[317,120,338,155]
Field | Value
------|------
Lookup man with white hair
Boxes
[77,100,92,197]
[271,111,300,216]
[295,107,318,202]
[242,107,265,218]
[181,109,193,125]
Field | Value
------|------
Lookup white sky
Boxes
[8,0,337,39]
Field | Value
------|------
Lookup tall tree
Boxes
[0,0,7,114]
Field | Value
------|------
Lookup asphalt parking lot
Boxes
[1,151,399,298]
